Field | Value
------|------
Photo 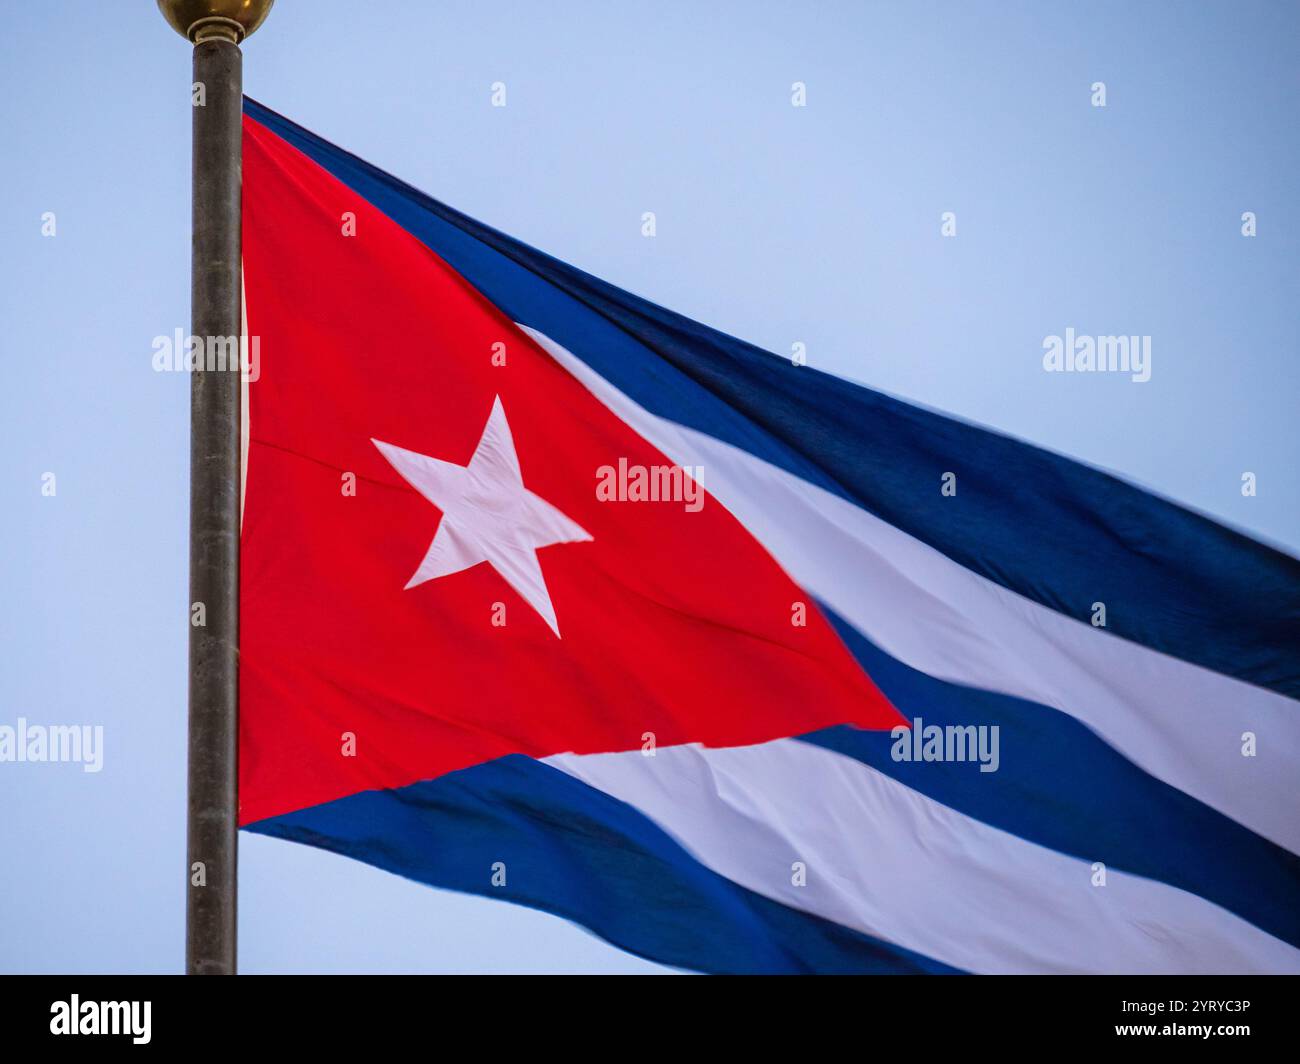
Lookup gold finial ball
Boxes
[157,0,275,44]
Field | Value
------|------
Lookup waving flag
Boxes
[238,99,1300,974]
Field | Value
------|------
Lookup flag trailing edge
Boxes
[238,97,1300,975]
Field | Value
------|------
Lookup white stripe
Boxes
[523,325,1300,855]
[546,741,1300,973]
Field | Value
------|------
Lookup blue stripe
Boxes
[244,97,1300,700]
[245,754,958,975]
[803,607,1300,949]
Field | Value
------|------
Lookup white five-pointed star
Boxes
[371,396,592,637]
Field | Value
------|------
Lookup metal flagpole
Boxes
[158,0,274,975]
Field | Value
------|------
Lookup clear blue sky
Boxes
[1,1,1295,973]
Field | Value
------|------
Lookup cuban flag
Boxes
[238,99,1300,975]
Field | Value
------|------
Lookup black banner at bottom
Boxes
[3,974,1291,1051]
